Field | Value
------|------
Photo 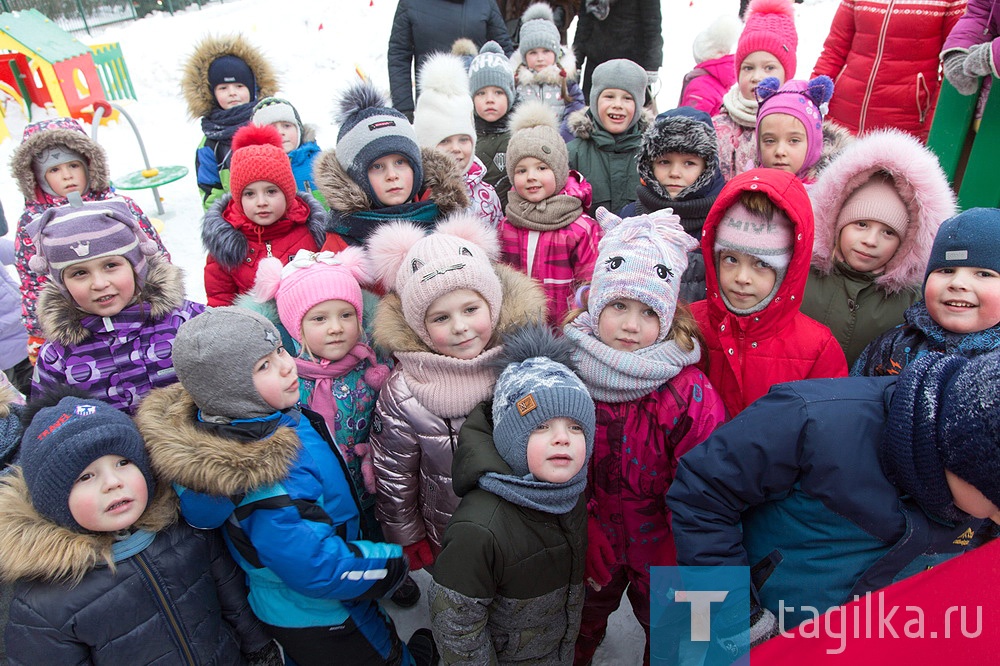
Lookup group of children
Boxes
[3,0,1000,664]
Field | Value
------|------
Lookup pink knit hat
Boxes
[252,248,370,342]
[735,0,798,80]
[836,174,910,240]
[714,200,794,270]
[367,213,503,349]
[756,76,834,178]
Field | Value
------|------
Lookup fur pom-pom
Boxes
[491,323,578,373]
[363,363,390,390]
[366,220,428,291]
[232,124,283,152]
[331,246,372,286]
[746,0,795,19]
[756,76,782,102]
[418,52,472,97]
[693,14,743,63]
[335,81,391,126]
[522,2,555,23]
[805,75,835,106]
[434,213,500,262]
[251,256,284,302]
[451,38,478,57]
[507,100,560,134]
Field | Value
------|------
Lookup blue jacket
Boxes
[289,139,323,201]
[137,384,408,629]
[667,376,993,627]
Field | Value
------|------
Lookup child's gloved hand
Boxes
[354,442,377,494]
[26,336,44,366]
[964,42,996,77]
[585,517,615,591]
[245,640,283,666]
[403,538,435,571]
[943,51,979,96]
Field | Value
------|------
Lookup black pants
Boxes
[266,613,408,666]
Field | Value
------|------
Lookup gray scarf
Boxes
[479,468,586,514]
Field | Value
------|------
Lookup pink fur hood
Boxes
[809,129,957,294]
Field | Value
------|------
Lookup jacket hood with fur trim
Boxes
[0,469,178,585]
[511,46,578,85]
[810,129,956,294]
[313,146,469,217]
[802,120,854,184]
[10,120,111,201]
[372,263,548,354]
[565,106,653,141]
[181,34,279,119]
[135,384,302,497]
[37,256,188,347]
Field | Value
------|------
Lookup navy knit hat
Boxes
[208,54,255,95]
[924,208,1000,287]
[20,397,155,531]
[335,81,423,207]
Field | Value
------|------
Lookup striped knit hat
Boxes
[25,194,159,294]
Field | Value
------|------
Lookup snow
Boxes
[0,0,840,661]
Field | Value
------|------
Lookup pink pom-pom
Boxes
[251,256,284,302]
[28,255,48,275]
[746,0,795,19]
[232,124,284,152]
[138,238,159,256]
[331,246,373,286]
[434,212,500,261]
[364,362,390,390]
[367,221,427,292]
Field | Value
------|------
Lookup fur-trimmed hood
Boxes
[135,383,301,497]
[511,46,578,84]
[10,118,111,200]
[372,263,548,354]
[181,34,279,119]
[0,468,178,585]
[565,105,653,141]
[810,129,956,294]
[803,119,854,183]
[37,255,187,346]
[313,146,469,217]
[201,191,327,269]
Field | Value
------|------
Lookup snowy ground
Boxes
[0,0,839,661]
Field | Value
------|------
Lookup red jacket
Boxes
[202,193,325,306]
[812,0,966,141]
[690,170,847,417]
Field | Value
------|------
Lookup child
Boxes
[567,58,649,215]
[499,102,602,326]
[621,107,726,303]
[853,208,1000,376]
[252,96,325,204]
[430,325,595,664]
[27,197,203,414]
[512,3,585,142]
[413,52,503,229]
[468,40,516,208]
[315,81,469,251]
[667,350,1000,659]
[803,129,957,366]
[0,395,279,665]
[690,168,848,417]
[755,75,844,185]
[10,118,169,362]
[201,124,326,306]
[136,308,437,666]
[562,208,727,665]
[366,213,547,571]
[713,0,796,181]
[678,13,742,115]
[181,34,278,208]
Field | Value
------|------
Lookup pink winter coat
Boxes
[691,169,848,417]
[463,156,503,229]
[679,54,736,116]
[712,109,757,182]
[499,171,602,326]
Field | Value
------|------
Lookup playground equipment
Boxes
[91,100,188,216]
[927,78,1000,210]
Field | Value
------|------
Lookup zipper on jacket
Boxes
[859,0,896,132]
[445,418,458,453]
[135,552,196,666]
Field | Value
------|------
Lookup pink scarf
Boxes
[295,343,389,424]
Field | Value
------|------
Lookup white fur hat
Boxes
[413,52,476,152]
[692,14,742,64]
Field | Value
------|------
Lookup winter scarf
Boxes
[295,344,389,426]
[475,115,510,136]
[329,200,441,245]
[721,87,758,128]
[563,316,701,402]
[504,190,584,231]
[395,346,504,418]
[201,102,255,142]
[909,301,1000,357]
[479,467,586,515]
[634,184,715,237]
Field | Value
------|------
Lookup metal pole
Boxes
[74,0,92,36]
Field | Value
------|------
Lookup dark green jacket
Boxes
[801,263,920,367]
[429,403,586,665]
[475,128,512,210]
[566,108,645,216]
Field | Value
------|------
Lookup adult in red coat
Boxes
[811,0,967,142]
[690,169,848,417]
